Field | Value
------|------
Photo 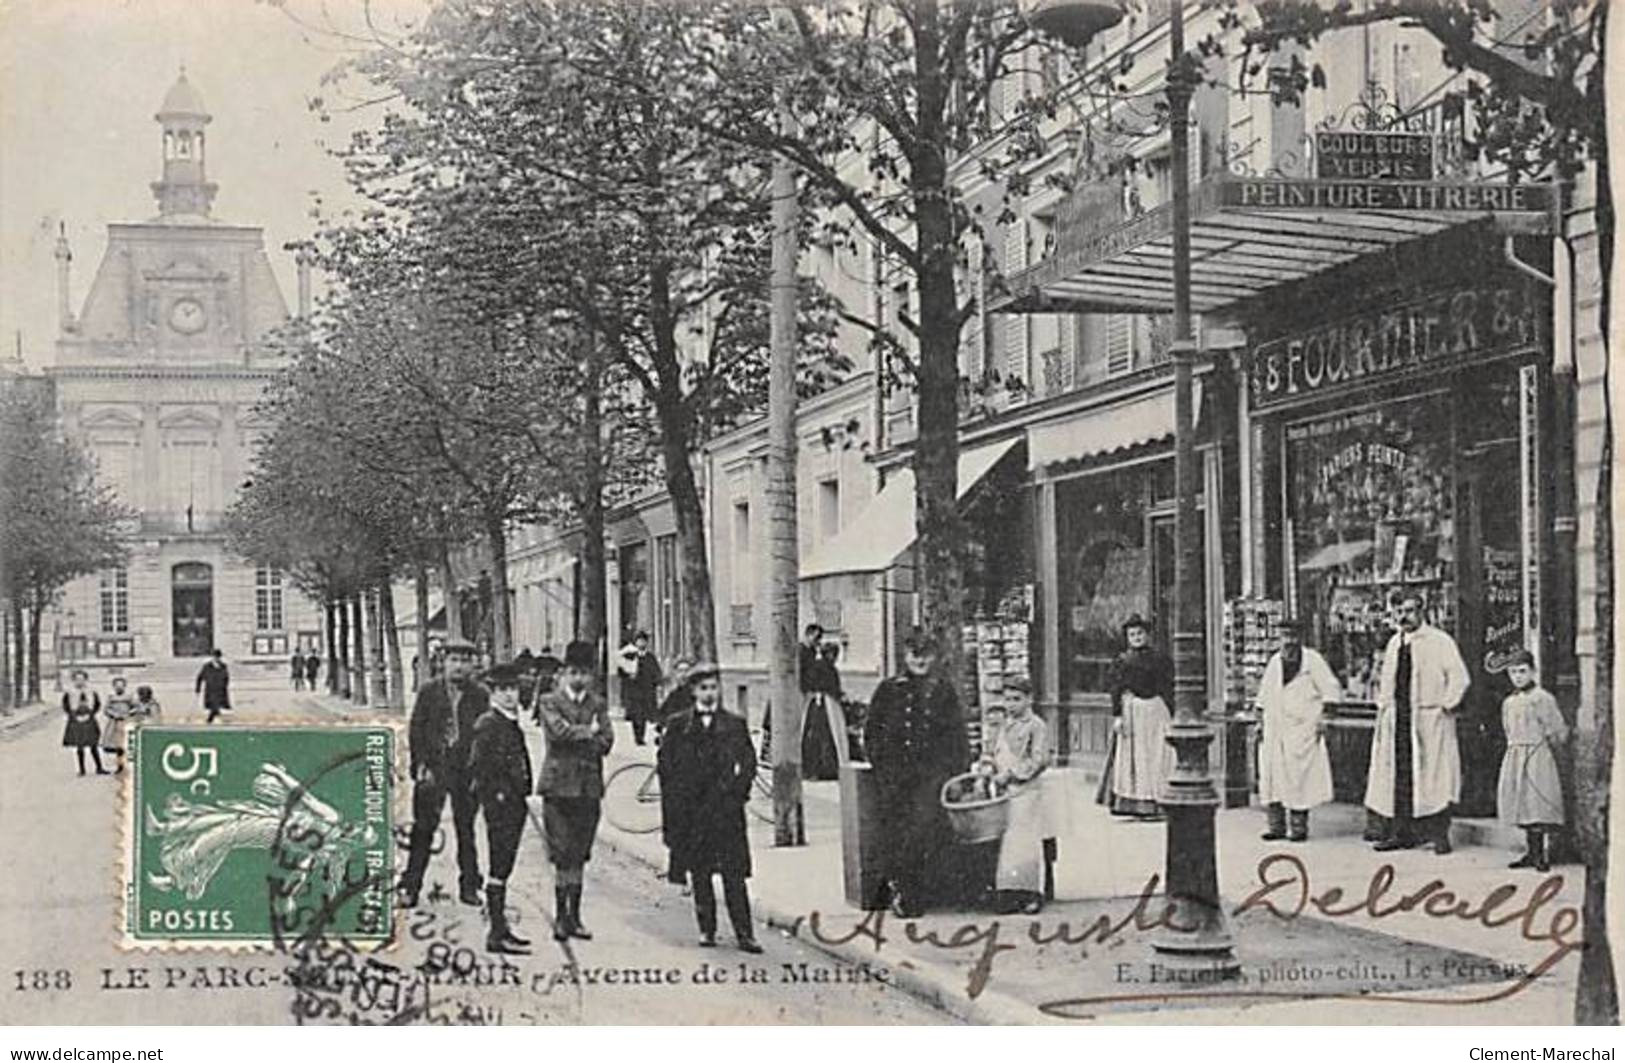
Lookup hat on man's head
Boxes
[902,628,937,656]
[485,662,523,688]
[442,638,478,656]
[687,661,722,684]
[1122,614,1152,634]
[1003,675,1032,695]
[563,640,596,671]
[1277,617,1302,634]
[1505,647,1537,669]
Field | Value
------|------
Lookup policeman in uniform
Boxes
[535,640,614,940]
[863,630,971,917]
[468,662,534,955]
[399,638,489,908]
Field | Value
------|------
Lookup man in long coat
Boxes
[863,631,970,917]
[658,664,763,953]
[398,639,489,908]
[1364,593,1471,854]
[536,639,614,940]
[1256,619,1338,842]
[617,631,663,746]
[467,663,533,955]
[195,649,231,724]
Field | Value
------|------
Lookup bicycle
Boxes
[601,736,777,835]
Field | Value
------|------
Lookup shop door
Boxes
[1150,514,1176,655]
[171,563,214,657]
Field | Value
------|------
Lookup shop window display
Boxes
[1285,396,1457,702]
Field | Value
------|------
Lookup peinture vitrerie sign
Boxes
[1247,281,1540,409]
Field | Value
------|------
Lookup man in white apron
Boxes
[1364,593,1471,854]
[1256,619,1338,842]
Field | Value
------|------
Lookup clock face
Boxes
[169,298,206,335]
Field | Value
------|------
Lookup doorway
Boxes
[171,562,214,657]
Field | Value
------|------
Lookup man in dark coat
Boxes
[863,631,971,917]
[303,650,321,690]
[617,631,663,746]
[398,638,490,908]
[534,645,562,698]
[536,639,613,940]
[195,649,231,724]
[658,664,763,953]
[468,663,534,955]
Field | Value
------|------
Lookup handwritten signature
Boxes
[788,853,1583,1014]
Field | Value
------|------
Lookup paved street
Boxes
[0,681,954,1025]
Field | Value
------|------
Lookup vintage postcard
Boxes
[0,0,1617,1029]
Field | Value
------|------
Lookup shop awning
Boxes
[800,437,1020,579]
[994,175,1556,316]
[1026,382,1200,470]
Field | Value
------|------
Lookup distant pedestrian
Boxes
[131,685,162,728]
[617,631,662,746]
[397,638,489,909]
[658,663,764,953]
[101,675,136,773]
[535,640,613,941]
[290,652,305,692]
[468,662,534,955]
[195,649,231,724]
[1256,619,1338,843]
[1101,615,1172,821]
[1497,649,1567,873]
[61,669,107,776]
[304,650,321,690]
[801,641,846,781]
[1365,592,1470,855]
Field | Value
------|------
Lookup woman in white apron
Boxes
[1100,615,1174,820]
[982,676,1050,915]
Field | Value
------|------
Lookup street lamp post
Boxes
[1028,0,1237,974]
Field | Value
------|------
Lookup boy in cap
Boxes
[469,662,534,954]
[535,639,614,940]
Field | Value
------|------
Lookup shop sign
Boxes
[1315,131,1435,180]
[1247,282,1539,409]
[1054,182,1126,261]
[1222,178,1554,213]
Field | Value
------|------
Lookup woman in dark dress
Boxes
[1098,615,1174,820]
[800,642,845,781]
[61,669,108,776]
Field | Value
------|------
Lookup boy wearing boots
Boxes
[535,640,613,941]
[468,663,534,955]
[1497,649,1567,872]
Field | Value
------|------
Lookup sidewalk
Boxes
[0,699,52,737]
[594,720,1583,1025]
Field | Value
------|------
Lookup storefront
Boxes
[1236,233,1553,814]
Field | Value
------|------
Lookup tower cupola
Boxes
[150,69,217,219]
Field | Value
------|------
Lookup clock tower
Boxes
[46,72,320,680]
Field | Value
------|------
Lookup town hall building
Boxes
[47,73,321,681]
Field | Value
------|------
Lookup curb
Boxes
[594,816,1042,1025]
[0,702,51,736]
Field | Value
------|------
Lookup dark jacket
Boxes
[408,676,491,778]
[863,673,967,785]
[290,654,304,677]
[194,660,231,709]
[657,684,694,733]
[1108,647,1174,715]
[535,687,614,797]
[623,653,663,721]
[658,708,756,878]
[798,643,821,694]
[304,654,321,681]
[468,709,534,814]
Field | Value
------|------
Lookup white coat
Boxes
[1256,646,1338,810]
[1363,624,1470,818]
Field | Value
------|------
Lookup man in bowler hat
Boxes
[398,638,489,908]
[535,640,614,940]
[468,662,533,954]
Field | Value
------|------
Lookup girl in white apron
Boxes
[1496,649,1567,872]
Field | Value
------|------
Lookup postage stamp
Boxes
[123,725,396,950]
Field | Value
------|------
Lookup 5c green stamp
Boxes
[125,725,396,948]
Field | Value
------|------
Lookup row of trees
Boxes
[239,0,1610,1021]
[0,380,129,708]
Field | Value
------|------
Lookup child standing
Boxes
[1497,648,1567,872]
[61,669,108,776]
[101,676,136,773]
[131,684,162,728]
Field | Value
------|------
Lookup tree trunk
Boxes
[578,334,608,654]
[337,597,352,699]
[380,575,405,711]
[325,600,340,695]
[366,586,388,707]
[25,593,43,703]
[12,599,25,705]
[350,596,368,706]
[767,138,806,847]
[908,24,968,699]
[413,565,431,691]
[0,595,11,712]
[440,549,464,641]
[485,514,513,662]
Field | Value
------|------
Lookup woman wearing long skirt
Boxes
[982,676,1050,914]
[101,676,136,773]
[1497,649,1567,872]
[1100,615,1173,820]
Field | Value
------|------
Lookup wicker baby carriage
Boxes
[940,771,1010,844]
